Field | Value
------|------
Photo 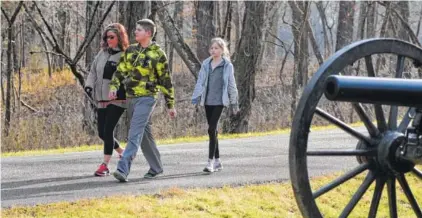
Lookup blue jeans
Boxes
[116,97,162,176]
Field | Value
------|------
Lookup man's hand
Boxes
[108,90,117,100]
[168,108,177,119]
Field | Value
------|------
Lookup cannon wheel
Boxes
[289,38,422,218]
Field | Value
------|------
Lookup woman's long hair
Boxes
[100,23,129,51]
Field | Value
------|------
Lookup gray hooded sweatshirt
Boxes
[191,56,239,110]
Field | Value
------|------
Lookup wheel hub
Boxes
[377,131,414,174]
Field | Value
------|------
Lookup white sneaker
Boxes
[214,160,223,171]
[203,160,214,172]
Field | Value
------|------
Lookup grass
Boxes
[2,172,420,218]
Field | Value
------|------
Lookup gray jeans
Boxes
[116,97,162,176]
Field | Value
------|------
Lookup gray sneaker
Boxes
[113,170,128,182]
[203,160,214,173]
[214,160,223,171]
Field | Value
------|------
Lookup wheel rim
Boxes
[289,38,422,218]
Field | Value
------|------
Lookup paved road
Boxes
[1,128,363,208]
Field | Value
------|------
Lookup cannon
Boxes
[289,38,422,218]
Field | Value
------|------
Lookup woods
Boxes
[2,1,422,152]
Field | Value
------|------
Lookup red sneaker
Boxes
[94,163,110,177]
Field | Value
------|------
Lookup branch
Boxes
[13,85,39,113]
[378,1,419,45]
[156,1,201,79]
[85,1,100,35]
[1,1,24,26]
[32,1,61,52]
[1,7,11,24]
[29,50,68,59]
[23,3,54,47]
[76,1,100,60]
[73,1,116,63]
[10,1,23,24]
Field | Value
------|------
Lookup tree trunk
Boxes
[123,1,151,43]
[222,1,232,47]
[58,6,66,70]
[85,1,100,67]
[356,1,367,40]
[168,1,184,72]
[156,1,201,79]
[196,1,216,61]
[396,1,410,41]
[315,2,332,57]
[5,26,14,136]
[227,1,266,133]
[335,1,355,51]
[3,1,23,136]
[366,2,376,38]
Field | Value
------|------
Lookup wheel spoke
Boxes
[368,177,386,218]
[365,56,376,77]
[374,105,388,133]
[307,149,376,156]
[397,174,422,217]
[398,108,416,133]
[315,107,374,145]
[395,55,405,79]
[387,177,397,218]
[412,168,422,179]
[388,106,398,131]
[387,56,405,131]
[313,163,370,199]
[365,56,388,132]
[352,103,380,137]
[339,171,376,218]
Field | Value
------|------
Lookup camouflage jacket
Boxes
[110,42,175,109]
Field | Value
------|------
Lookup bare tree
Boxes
[227,1,267,133]
[85,1,101,67]
[155,1,201,79]
[335,1,355,51]
[24,1,116,87]
[168,1,183,72]
[288,1,309,119]
[1,1,24,136]
[366,2,377,38]
[196,1,216,61]
[119,1,151,43]
[315,2,332,57]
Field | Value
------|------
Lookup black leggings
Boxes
[205,105,224,159]
[97,104,125,155]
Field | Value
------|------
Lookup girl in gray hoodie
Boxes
[191,37,239,173]
[85,23,129,176]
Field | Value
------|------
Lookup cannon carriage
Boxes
[289,38,422,218]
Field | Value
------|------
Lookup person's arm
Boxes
[85,52,100,97]
[156,52,175,109]
[227,63,239,112]
[191,63,206,105]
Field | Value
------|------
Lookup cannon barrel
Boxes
[324,75,422,107]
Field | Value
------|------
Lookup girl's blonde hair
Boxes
[210,37,230,60]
